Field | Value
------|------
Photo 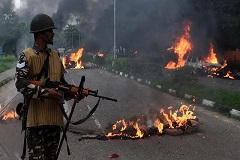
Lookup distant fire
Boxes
[63,48,84,69]
[97,52,104,57]
[165,24,192,69]
[106,105,197,139]
[201,44,236,79]
[202,43,219,64]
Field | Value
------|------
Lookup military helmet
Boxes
[30,13,57,33]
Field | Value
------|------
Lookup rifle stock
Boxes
[30,78,117,102]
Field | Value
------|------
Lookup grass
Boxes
[153,78,240,111]
[0,55,17,73]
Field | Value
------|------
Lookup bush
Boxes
[82,54,94,63]
[172,66,198,84]
[0,55,17,73]
[95,55,106,66]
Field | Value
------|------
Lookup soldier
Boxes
[15,13,88,160]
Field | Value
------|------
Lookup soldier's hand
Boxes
[74,88,89,102]
[46,88,63,99]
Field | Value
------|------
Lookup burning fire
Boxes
[202,43,219,64]
[62,48,84,69]
[1,109,18,120]
[165,24,192,69]
[201,44,235,79]
[106,105,197,139]
[97,52,104,57]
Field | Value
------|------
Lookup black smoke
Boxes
[93,0,217,58]
[14,0,217,58]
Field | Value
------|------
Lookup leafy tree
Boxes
[62,24,80,50]
[189,0,240,50]
[0,1,28,54]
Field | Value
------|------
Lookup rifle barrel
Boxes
[88,93,117,102]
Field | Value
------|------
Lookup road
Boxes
[0,67,240,160]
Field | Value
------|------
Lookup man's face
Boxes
[42,29,54,44]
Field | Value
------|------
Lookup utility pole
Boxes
[71,30,73,50]
[113,0,116,66]
[77,19,81,48]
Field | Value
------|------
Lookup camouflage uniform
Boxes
[15,44,68,159]
[27,126,61,160]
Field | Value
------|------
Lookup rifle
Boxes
[30,78,117,102]
[31,76,117,159]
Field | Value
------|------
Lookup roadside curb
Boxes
[0,76,14,88]
[94,63,240,119]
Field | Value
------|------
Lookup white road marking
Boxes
[71,79,105,134]
[86,104,105,134]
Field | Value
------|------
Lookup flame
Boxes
[62,57,67,69]
[202,43,219,64]
[166,24,192,69]
[62,48,84,69]
[224,71,235,79]
[97,52,104,57]
[106,105,196,139]
[69,48,84,69]
[155,118,164,134]
[2,110,18,120]
[165,61,178,70]
[106,119,144,139]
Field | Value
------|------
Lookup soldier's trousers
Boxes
[27,125,61,160]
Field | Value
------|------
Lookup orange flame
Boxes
[62,48,84,69]
[224,71,235,79]
[97,52,104,57]
[202,43,219,64]
[166,24,192,69]
[106,119,144,139]
[2,110,17,120]
[106,105,196,139]
[62,57,67,69]
[69,48,84,69]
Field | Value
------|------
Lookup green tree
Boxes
[63,24,80,50]
[0,2,28,54]
[190,0,240,50]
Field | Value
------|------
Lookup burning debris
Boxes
[62,48,84,69]
[0,107,19,123]
[79,105,199,141]
[165,23,240,80]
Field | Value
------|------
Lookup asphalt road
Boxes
[0,67,240,160]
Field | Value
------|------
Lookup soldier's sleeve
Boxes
[58,55,72,100]
[15,52,48,98]
[60,74,73,101]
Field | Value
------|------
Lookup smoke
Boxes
[14,0,61,20]
[93,0,217,57]
[12,0,217,57]
[0,0,14,8]
[12,0,111,52]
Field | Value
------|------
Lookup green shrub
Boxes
[114,58,130,73]
[172,66,198,84]
[82,54,93,63]
[0,55,17,73]
[95,55,106,66]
